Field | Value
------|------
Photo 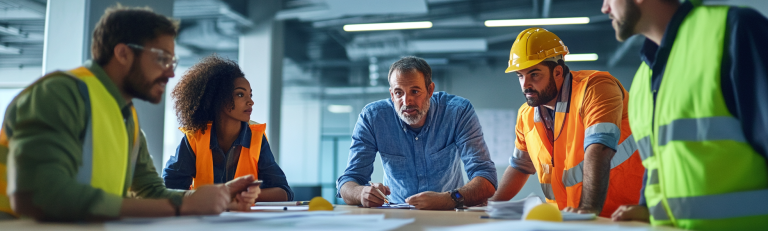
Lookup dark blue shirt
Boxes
[163,121,294,200]
[637,1,768,206]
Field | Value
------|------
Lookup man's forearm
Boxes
[458,177,496,206]
[119,198,176,218]
[339,181,364,205]
[580,144,615,213]
[490,166,530,201]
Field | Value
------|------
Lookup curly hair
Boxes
[172,55,244,133]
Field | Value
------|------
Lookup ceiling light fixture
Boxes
[484,17,590,27]
[565,53,599,62]
[343,21,432,32]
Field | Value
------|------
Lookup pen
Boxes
[368,181,390,204]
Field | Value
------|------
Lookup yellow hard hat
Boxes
[505,27,569,73]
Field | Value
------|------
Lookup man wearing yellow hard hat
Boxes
[489,27,644,218]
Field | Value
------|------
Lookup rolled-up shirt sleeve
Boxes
[455,103,498,189]
[581,75,624,152]
[510,148,536,175]
[722,7,768,161]
[336,107,378,197]
[162,136,195,190]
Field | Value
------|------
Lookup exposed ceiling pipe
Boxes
[542,0,552,18]
[0,24,27,37]
[0,44,21,54]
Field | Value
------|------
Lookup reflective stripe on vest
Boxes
[650,190,768,220]
[540,183,555,201]
[665,189,768,219]
[648,169,659,185]
[649,201,670,221]
[562,135,638,187]
[183,121,265,189]
[637,136,653,161]
[657,116,746,146]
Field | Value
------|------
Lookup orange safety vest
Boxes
[517,70,644,217]
[182,121,265,189]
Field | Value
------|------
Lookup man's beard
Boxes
[124,57,167,104]
[615,0,642,42]
[398,97,430,126]
[524,76,558,107]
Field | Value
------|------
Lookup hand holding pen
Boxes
[360,181,391,207]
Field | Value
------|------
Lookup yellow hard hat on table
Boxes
[505,27,569,73]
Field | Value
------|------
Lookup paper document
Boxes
[255,201,309,206]
[220,211,346,219]
[485,193,596,221]
[370,203,415,209]
[426,220,650,231]
[107,213,414,231]
[250,205,310,211]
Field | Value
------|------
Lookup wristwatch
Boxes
[449,189,464,209]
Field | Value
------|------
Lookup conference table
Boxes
[0,205,681,231]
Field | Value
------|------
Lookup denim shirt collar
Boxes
[209,121,252,150]
[639,1,694,67]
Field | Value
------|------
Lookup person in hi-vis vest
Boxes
[603,0,768,229]
[0,6,257,221]
[162,55,293,202]
[489,28,645,218]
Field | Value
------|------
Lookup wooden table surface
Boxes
[336,205,673,231]
[0,205,678,231]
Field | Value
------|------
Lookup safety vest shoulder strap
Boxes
[64,67,136,197]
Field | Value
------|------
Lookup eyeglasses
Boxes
[126,44,178,71]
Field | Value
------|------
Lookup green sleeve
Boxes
[6,75,122,221]
[130,132,186,200]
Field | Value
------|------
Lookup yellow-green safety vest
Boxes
[0,66,140,217]
[628,4,768,230]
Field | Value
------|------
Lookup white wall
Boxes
[279,87,322,185]
[0,66,43,88]
[0,66,43,121]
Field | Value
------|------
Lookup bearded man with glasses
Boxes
[0,5,257,221]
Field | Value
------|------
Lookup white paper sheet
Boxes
[250,205,310,211]
[372,203,415,209]
[486,194,597,221]
[219,210,346,219]
[107,213,414,231]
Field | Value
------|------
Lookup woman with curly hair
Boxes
[163,55,293,204]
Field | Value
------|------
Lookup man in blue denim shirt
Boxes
[336,56,497,210]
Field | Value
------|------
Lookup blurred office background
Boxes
[1,0,766,203]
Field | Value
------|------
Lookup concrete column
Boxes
[42,0,88,73]
[239,0,284,162]
[42,0,174,173]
